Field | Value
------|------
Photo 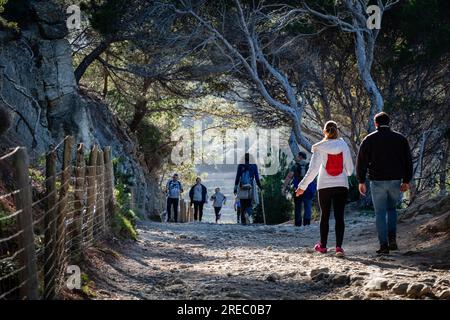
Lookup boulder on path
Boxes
[330,274,350,286]
[365,278,389,291]
[406,283,425,298]
[266,273,280,282]
[391,282,409,295]
[437,289,450,300]
[310,268,329,279]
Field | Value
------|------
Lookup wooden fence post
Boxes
[96,149,105,238]
[55,136,73,281]
[13,147,39,300]
[44,149,57,299]
[180,199,186,223]
[103,146,114,229]
[85,145,98,244]
[72,144,85,261]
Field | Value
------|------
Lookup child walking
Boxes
[211,188,226,223]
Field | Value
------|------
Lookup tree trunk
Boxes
[354,32,383,133]
[75,41,111,83]
[102,52,109,98]
[128,78,153,131]
[292,117,313,153]
[288,129,300,157]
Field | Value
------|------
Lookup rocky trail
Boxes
[75,209,450,300]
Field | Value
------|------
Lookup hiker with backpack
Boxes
[188,177,208,222]
[210,187,226,223]
[356,112,413,255]
[282,152,317,227]
[234,153,263,225]
[165,173,184,222]
[296,121,354,257]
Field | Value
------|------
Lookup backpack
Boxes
[325,152,344,176]
[293,162,308,180]
[240,167,252,190]
[168,180,181,197]
[238,166,253,199]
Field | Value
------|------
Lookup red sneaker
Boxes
[314,243,327,254]
[335,247,345,257]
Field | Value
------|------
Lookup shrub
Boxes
[254,153,293,225]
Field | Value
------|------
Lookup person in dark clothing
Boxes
[188,177,208,222]
[356,112,413,255]
[234,153,263,225]
[282,152,316,227]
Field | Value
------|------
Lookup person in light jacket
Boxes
[296,121,354,257]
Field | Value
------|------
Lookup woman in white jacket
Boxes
[296,121,354,257]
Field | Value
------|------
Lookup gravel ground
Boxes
[79,211,450,300]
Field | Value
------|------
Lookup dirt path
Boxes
[81,211,450,300]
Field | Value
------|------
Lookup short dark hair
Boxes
[374,112,390,126]
[245,153,250,162]
[298,152,307,159]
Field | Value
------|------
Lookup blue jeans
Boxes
[294,195,312,226]
[370,180,401,247]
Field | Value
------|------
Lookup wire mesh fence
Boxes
[0,136,115,300]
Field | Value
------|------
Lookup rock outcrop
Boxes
[0,0,163,218]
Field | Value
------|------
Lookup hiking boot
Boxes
[314,243,327,254]
[388,236,398,251]
[376,245,390,255]
[335,247,345,257]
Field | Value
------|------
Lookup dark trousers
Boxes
[294,195,313,226]
[167,197,179,222]
[240,199,252,224]
[318,187,348,247]
[214,207,222,222]
[193,201,204,221]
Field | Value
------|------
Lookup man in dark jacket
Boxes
[189,177,208,222]
[356,112,413,254]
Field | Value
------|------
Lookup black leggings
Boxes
[193,201,204,221]
[318,187,348,248]
[214,207,222,222]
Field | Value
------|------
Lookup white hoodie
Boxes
[298,138,354,191]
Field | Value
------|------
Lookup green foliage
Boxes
[0,0,19,31]
[83,0,128,36]
[136,119,172,172]
[0,208,14,230]
[111,159,138,240]
[254,153,293,225]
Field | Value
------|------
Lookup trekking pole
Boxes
[260,189,266,225]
